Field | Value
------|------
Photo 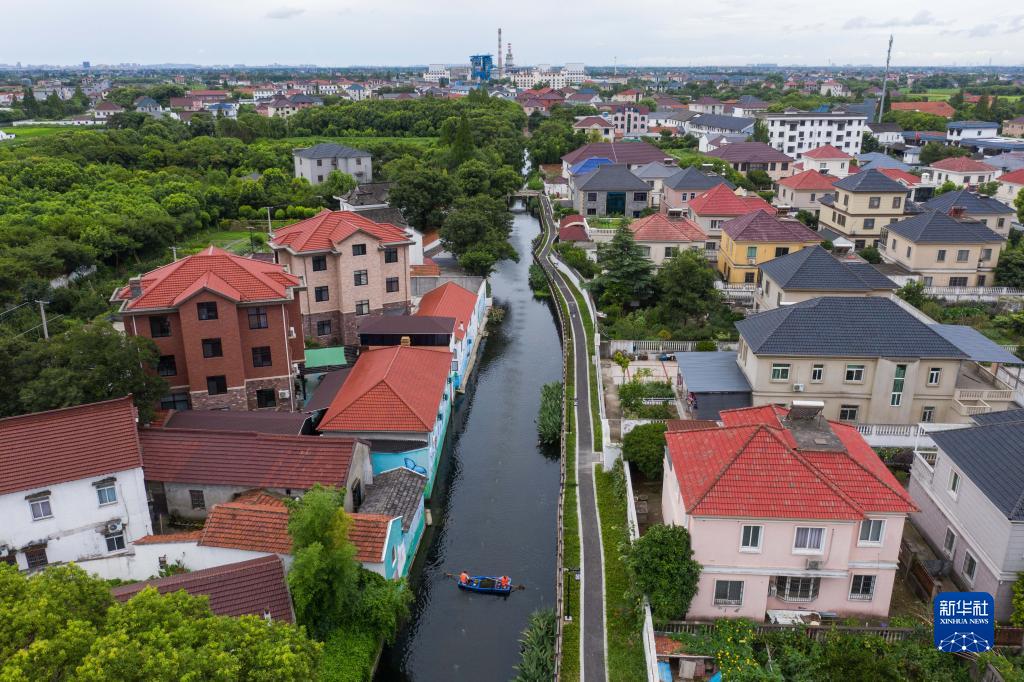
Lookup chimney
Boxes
[128,277,143,299]
[948,206,966,219]
[400,335,411,347]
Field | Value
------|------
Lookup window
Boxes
[713,580,744,606]
[316,159,322,166]
[906,246,912,258]
[355,300,370,315]
[774,246,789,258]
[587,192,598,202]
[962,552,977,582]
[956,249,970,262]
[352,244,367,256]
[863,218,875,229]
[206,375,227,395]
[892,196,902,209]
[943,528,956,556]
[316,319,332,336]
[96,483,117,506]
[160,393,189,411]
[665,247,677,258]
[998,218,1006,228]
[839,404,859,421]
[746,246,758,259]
[793,527,825,553]
[775,576,820,602]
[201,338,223,358]
[586,208,596,216]
[922,406,935,423]
[384,247,399,263]
[859,519,885,545]
[256,388,276,408]
[353,270,369,286]
[928,367,941,385]
[936,249,946,262]
[710,220,723,230]
[197,302,218,320]
[811,365,824,383]
[314,286,329,302]
[949,470,961,497]
[845,364,865,382]
[24,546,48,570]
[890,364,906,407]
[386,277,400,293]
[740,525,762,552]
[29,496,52,520]
[105,531,126,552]
[977,275,986,286]
[189,489,206,510]
[868,196,880,209]
[771,363,790,381]
[248,306,268,329]
[843,193,849,206]
[311,255,327,271]
[981,248,992,261]
[252,346,272,367]
[850,575,876,600]
[150,316,171,338]
[949,276,969,286]
[157,355,177,377]
[633,192,647,202]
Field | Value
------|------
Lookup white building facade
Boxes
[763,110,868,159]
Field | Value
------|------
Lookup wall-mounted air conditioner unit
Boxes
[288,326,297,339]
[278,389,291,399]
[806,559,822,570]
[793,383,805,392]
[106,521,124,534]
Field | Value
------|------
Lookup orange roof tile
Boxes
[415,282,478,340]
[271,210,412,254]
[802,144,852,160]
[629,214,706,243]
[929,157,997,173]
[877,168,924,187]
[319,346,452,433]
[348,514,393,563]
[778,169,839,191]
[198,491,293,554]
[689,184,775,217]
[999,169,1024,185]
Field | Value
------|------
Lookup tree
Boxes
[861,132,881,153]
[512,609,556,682]
[996,249,1024,288]
[655,250,719,326]
[1016,187,1024,224]
[976,180,1000,197]
[919,141,970,166]
[592,226,655,311]
[622,422,668,479]
[440,195,518,276]
[933,180,961,196]
[746,168,772,189]
[449,112,475,168]
[795,209,819,228]
[857,246,882,264]
[897,280,929,308]
[750,119,769,143]
[317,170,357,200]
[388,162,456,230]
[625,525,702,620]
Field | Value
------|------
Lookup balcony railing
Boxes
[955,388,1015,403]
[953,398,992,417]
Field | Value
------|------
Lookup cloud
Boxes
[265,7,304,19]
[843,10,945,30]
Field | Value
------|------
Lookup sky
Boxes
[3,0,1024,68]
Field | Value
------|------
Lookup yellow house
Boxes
[818,169,908,251]
[718,210,822,284]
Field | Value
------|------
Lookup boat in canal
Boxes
[456,574,514,596]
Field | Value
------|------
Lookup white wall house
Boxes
[763,110,868,159]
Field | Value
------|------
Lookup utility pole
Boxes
[36,300,49,339]
[170,245,178,261]
[877,34,894,124]
[266,205,274,234]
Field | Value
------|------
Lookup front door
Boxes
[606,192,626,215]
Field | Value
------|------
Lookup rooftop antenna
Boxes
[877,34,893,124]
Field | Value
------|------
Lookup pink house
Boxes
[661,403,916,621]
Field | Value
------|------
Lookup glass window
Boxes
[981,248,992,261]
[793,527,825,552]
[774,247,791,258]
[868,196,880,209]
[713,580,744,606]
[197,302,218,320]
[206,375,227,395]
[30,496,52,520]
[963,552,977,581]
[949,276,969,287]
[316,320,332,336]
[150,316,171,338]
[355,300,370,315]
[839,404,859,421]
[845,364,865,382]
[633,192,647,202]
[386,277,400,293]
[949,470,960,497]
[201,338,223,358]
[314,286,329,302]
[189,489,206,510]
[771,363,790,381]
[943,528,956,556]
[937,249,946,262]
[256,388,276,408]
[892,196,902,209]
[811,365,824,382]
[160,393,190,411]
[105,531,126,552]
[354,270,368,286]
[665,247,677,258]
[922,406,935,423]
[928,367,941,385]
[859,519,885,544]
[252,346,272,367]
[863,218,875,229]
[24,546,48,569]
[956,249,970,262]
[587,192,598,202]
[384,247,399,263]
[96,483,117,506]
[890,364,906,406]
[740,525,762,551]
[352,244,367,256]
[157,355,177,377]
[850,575,876,600]
[746,246,758,259]
[775,576,820,602]
[311,255,327,271]
[248,307,268,329]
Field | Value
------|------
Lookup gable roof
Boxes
[559,224,590,242]
[561,141,666,166]
[972,409,1024,426]
[885,211,1004,244]
[778,169,839,191]
[115,247,302,311]
[573,116,611,128]
[890,101,956,118]
[877,168,924,187]
[999,169,1024,185]
[568,157,613,176]
[162,409,310,435]
[575,164,650,191]
[833,168,907,193]
[705,142,792,164]
[111,556,293,622]
[139,429,360,489]
[736,296,966,358]
[855,153,912,172]
[928,156,997,172]
[760,245,897,291]
[293,143,369,159]
[722,211,819,243]
[663,167,735,192]
[319,346,451,433]
[629,214,705,243]
[0,396,142,495]
[923,189,1014,215]
[415,281,478,340]
[802,144,852,160]
[932,422,1024,520]
[689,114,755,132]
[348,514,395,563]
[633,161,684,180]
[196,490,293,554]
[690,184,775,217]
[359,467,426,532]
[271,210,411,254]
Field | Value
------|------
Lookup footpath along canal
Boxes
[375,204,563,681]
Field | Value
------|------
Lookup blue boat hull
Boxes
[457,575,512,596]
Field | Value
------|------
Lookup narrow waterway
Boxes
[375,207,563,681]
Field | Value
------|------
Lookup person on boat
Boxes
[459,571,469,585]
[500,576,510,589]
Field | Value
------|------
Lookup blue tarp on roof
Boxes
[930,325,1021,364]
[569,157,612,176]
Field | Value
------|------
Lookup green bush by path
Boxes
[512,609,557,682]
[320,625,380,682]
[538,381,564,445]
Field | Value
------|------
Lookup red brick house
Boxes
[112,247,305,412]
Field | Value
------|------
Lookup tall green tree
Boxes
[750,119,769,143]
[449,112,475,168]
[388,162,456,230]
[439,195,518,276]
[1016,187,1024,225]
[655,250,719,326]
[622,422,668,479]
[996,249,1024,288]
[592,226,655,311]
[625,524,702,620]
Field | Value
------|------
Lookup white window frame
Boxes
[771,363,791,381]
[105,531,126,552]
[962,551,977,583]
[948,470,961,499]
[927,367,941,386]
[849,574,876,601]
[96,483,117,506]
[740,525,763,553]
[792,526,826,554]
[922,406,935,423]
[30,496,53,521]
[845,364,865,383]
[943,527,956,557]
[810,364,824,383]
[858,519,885,546]
[838,404,859,422]
[713,579,744,606]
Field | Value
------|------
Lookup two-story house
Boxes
[689,97,725,115]
[818,169,909,250]
[292,143,372,184]
[734,296,1019,424]
[0,397,152,577]
[718,211,821,284]
[661,167,735,217]
[662,403,917,620]
[799,144,853,178]
[755,245,897,311]
[573,116,615,142]
[634,159,682,208]
[572,164,650,218]
[589,213,709,267]
[926,157,999,189]
[414,281,488,389]
[774,170,839,215]
[995,169,1024,207]
[923,190,1015,237]
[113,247,306,412]
[879,210,1006,287]
[688,184,776,249]
[946,121,1000,146]
[271,210,415,346]
[705,142,795,182]
[908,413,1024,621]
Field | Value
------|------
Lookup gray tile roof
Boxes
[706,142,792,164]
[885,211,1004,244]
[924,189,1014,216]
[360,467,427,531]
[929,325,1021,363]
[759,246,897,291]
[972,409,1024,425]
[675,352,752,392]
[294,143,370,160]
[736,296,967,358]
[663,167,735,192]
[689,114,755,132]
[576,164,650,191]
[634,161,684,180]
[833,168,908,193]
[931,422,1024,520]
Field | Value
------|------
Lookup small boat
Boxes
[456,575,514,596]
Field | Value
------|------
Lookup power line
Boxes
[12,314,64,339]
[0,300,33,320]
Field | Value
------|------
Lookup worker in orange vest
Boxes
[500,575,510,589]
[459,571,469,585]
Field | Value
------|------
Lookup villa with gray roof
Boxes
[293,143,372,184]
[923,189,1015,237]
[879,211,1005,287]
[908,414,1024,621]
[634,159,683,207]
[661,167,735,216]
[755,245,897,311]
[819,169,910,250]
[734,296,1018,424]
[572,164,650,217]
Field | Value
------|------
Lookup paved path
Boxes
[536,196,607,682]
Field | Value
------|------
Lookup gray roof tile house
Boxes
[908,414,1024,621]
[572,164,650,218]
[756,245,896,310]
[293,143,372,184]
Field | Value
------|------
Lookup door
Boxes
[606,192,626,215]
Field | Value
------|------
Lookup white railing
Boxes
[954,398,992,417]
[715,282,758,292]
[926,286,1024,301]
[955,388,1015,402]
[608,339,738,354]
[856,422,964,447]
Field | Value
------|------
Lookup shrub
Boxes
[626,525,701,620]
[537,381,563,445]
[320,625,379,682]
[554,242,598,279]
[622,423,668,479]
[512,609,556,682]
[1012,573,1024,627]
[528,263,550,297]
[858,246,882,264]
[694,340,717,352]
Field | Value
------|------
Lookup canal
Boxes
[375,206,563,681]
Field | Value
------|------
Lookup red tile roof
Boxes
[877,168,924,187]
[115,247,302,311]
[415,282,478,340]
[559,225,590,242]
[410,257,441,277]
[722,211,820,242]
[198,490,293,554]
[802,144,852,160]
[1000,169,1024,185]
[665,405,917,520]
[929,157,997,173]
[139,429,360,489]
[666,419,720,432]
[271,210,411,254]
[319,346,451,433]
[890,101,956,118]
[777,169,839,191]
[348,514,393,563]
[689,185,776,217]
[629,214,706,243]
[0,396,142,495]
[111,556,294,622]
[574,116,610,128]
[559,214,586,229]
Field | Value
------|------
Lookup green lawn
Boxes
[0,125,75,144]
[915,89,1023,102]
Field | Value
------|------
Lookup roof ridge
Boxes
[381,347,431,429]
[786,446,866,517]
[821,427,916,508]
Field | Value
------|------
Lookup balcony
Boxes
[953,364,1015,416]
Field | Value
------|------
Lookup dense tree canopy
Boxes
[592,226,655,312]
